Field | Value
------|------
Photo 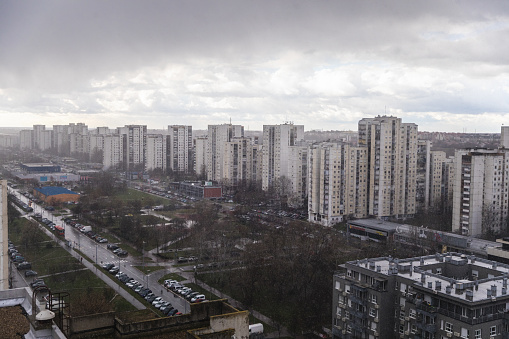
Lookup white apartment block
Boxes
[19,130,32,149]
[429,151,447,210]
[261,123,304,191]
[194,136,208,177]
[358,116,417,219]
[146,134,167,172]
[168,125,192,173]
[52,125,70,155]
[89,135,104,161]
[207,124,244,182]
[287,145,308,206]
[308,142,368,226]
[452,148,509,237]
[118,125,147,171]
[32,124,46,150]
[69,133,90,155]
[222,137,260,186]
[102,134,123,170]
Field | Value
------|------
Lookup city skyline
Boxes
[1,1,509,132]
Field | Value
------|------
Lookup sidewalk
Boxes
[35,221,147,311]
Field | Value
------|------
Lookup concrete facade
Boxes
[358,116,417,219]
[333,252,509,339]
[308,142,368,226]
[168,125,193,173]
[261,123,304,191]
[452,148,509,237]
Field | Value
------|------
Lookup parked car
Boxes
[117,250,128,257]
[25,270,37,277]
[107,244,119,251]
[109,266,119,274]
[191,294,206,303]
[102,263,114,270]
[17,262,32,270]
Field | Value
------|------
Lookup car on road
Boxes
[102,263,114,271]
[116,250,128,257]
[16,262,31,270]
[109,266,119,274]
[25,270,37,277]
[107,244,119,251]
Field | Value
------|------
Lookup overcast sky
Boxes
[1,1,509,132]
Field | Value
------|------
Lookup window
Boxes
[445,322,453,333]
[369,308,377,318]
[371,294,378,304]
[409,309,416,319]
[475,329,481,339]
[490,326,496,336]
[335,281,340,290]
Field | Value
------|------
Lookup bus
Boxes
[55,225,65,237]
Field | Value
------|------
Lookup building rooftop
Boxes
[34,187,78,196]
[344,252,509,303]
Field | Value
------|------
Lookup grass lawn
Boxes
[157,273,186,284]
[114,188,167,205]
[133,265,165,275]
[9,218,137,314]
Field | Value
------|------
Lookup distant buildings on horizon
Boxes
[2,118,509,238]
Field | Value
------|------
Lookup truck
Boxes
[249,323,263,335]
[81,225,92,233]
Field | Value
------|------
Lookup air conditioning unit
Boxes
[404,330,410,335]
[341,317,347,322]
[400,319,405,325]
[453,333,460,338]
[374,317,379,323]
[375,304,379,309]
[405,316,409,321]
[342,291,347,296]
[374,332,379,336]
[342,330,346,334]
[447,333,452,338]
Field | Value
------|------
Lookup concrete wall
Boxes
[71,311,115,334]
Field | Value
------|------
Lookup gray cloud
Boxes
[1,0,509,131]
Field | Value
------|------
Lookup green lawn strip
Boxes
[158,273,187,284]
[114,188,166,205]
[133,265,165,275]
[10,218,137,314]
[98,267,163,316]
[98,231,121,244]
[183,283,219,301]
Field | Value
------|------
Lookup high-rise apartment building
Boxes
[168,125,193,173]
[207,124,244,182]
[308,142,368,226]
[358,116,417,219]
[287,144,308,207]
[261,123,304,191]
[118,125,147,171]
[222,137,260,186]
[146,134,167,172]
[19,130,32,150]
[194,136,208,178]
[451,148,509,236]
[333,253,509,339]
[102,134,123,170]
[52,125,70,155]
